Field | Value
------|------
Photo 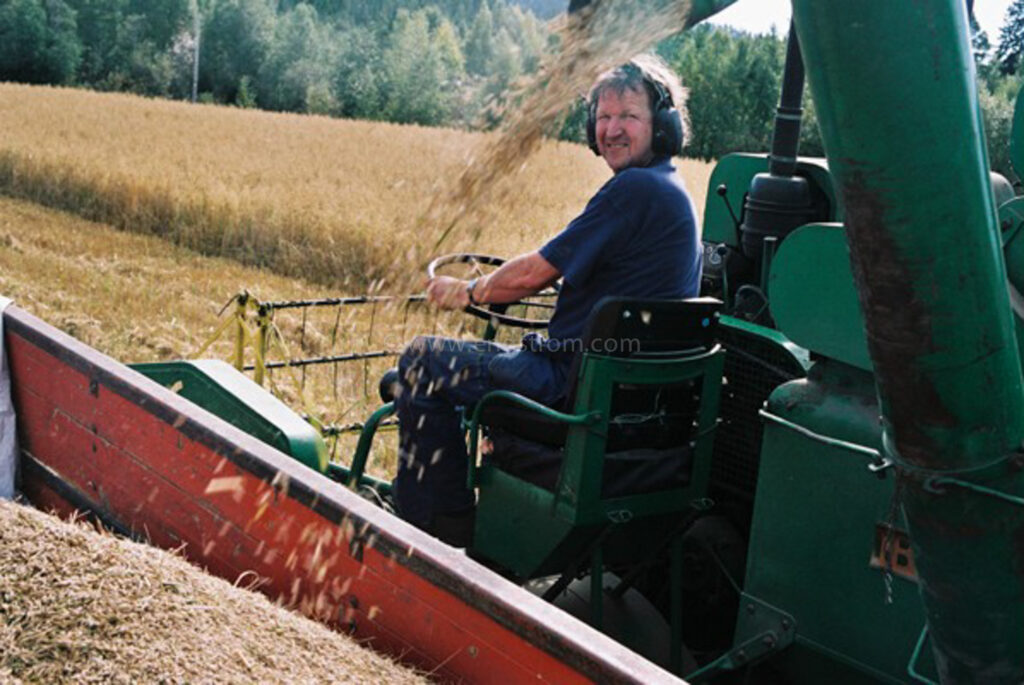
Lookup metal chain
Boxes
[880,471,907,605]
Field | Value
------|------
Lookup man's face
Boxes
[595,86,655,173]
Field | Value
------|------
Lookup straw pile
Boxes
[0,499,425,684]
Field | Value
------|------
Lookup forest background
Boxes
[1,0,1023,175]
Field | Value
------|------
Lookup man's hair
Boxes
[588,54,690,147]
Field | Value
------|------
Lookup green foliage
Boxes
[434,17,465,75]
[60,0,189,94]
[381,9,457,125]
[2,0,1020,182]
[464,1,494,76]
[502,5,545,72]
[129,0,189,49]
[201,0,274,103]
[556,96,588,145]
[258,3,337,113]
[974,5,1021,179]
[334,26,384,119]
[971,12,992,67]
[979,73,1022,179]
[65,0,127,83]
[0,0,82,84]
[661,26,785,160]
[235,74,257,108]
[304,82,335,115]
[102,14,177,95]
[999,0,1024,75]
[488,29,523,90]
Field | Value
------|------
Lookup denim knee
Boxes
[397,336,434,398]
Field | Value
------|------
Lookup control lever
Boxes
[716,184,743,244]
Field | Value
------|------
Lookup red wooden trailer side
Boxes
[3,304,681,684]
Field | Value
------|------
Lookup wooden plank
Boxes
[4,305,680,684]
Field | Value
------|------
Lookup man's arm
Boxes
[426,251,560,310]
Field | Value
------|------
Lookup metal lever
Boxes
[716,184,742,243]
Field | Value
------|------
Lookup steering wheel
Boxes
[427,253,557,329]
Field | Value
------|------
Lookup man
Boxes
[393,54,702,546]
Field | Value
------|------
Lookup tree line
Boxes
[0,0,1022,175]
[0,0,549,127]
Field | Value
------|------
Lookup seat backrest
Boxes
[579,296,722,358]
[560,296,721,412]
[563,297,724,511]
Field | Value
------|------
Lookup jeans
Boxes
[392,335,571,529]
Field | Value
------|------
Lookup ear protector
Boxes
[586,76,684,158]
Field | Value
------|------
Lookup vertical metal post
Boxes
[254,305,269,386]
[768,21,805,179]
[233,293,247,371]
[792,1,1024,680]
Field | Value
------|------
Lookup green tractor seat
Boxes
[466,297,726,584]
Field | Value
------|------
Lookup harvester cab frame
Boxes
[63,0,1024,681]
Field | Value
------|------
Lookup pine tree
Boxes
[971,11,991,65]
[996,0,1024,74]
[464,1,494,76]
[381,9,451,125]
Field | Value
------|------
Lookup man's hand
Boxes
[425,252,559,311]
[426,276,470,310]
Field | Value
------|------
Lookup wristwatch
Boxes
[466,278,481,305]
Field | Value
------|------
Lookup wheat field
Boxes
[0,84,715,475]
[0,195,462,473]
[0,83,710,289]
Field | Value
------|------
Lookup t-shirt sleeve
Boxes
[539,174,639,288]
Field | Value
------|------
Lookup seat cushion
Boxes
[480,379,700,452]
[487,427,694,498]
[479,399,570,447]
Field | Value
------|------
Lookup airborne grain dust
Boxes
[396,0,700,289]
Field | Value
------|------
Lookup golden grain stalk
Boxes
[0,498,427,684]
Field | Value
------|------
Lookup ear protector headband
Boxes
[586,74,684,158]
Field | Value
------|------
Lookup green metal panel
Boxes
[743,360,936,683]
[998,198,1024,369]
[1000,197,1024,297]
[793,1,1024,679]
[132,360,328,473]
[719,315,811,370]
[1012,86,1024,179]
[701,153,837,245]
[768,223,870,371]
[472,467,578,578]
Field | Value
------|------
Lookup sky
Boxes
[708,0,1012,42]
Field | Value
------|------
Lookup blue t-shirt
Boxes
[538,157,701,344]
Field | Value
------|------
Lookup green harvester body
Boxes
[146,2,1024,681]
